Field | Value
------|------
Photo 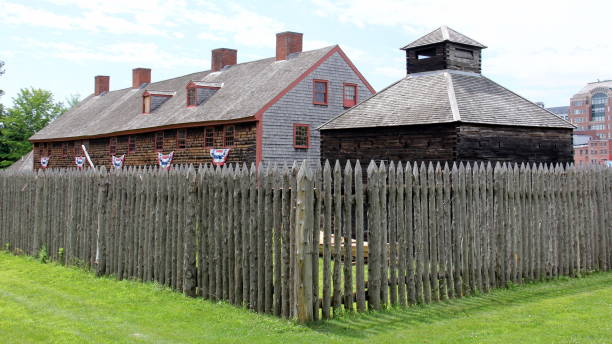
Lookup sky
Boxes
[0,0,610,109]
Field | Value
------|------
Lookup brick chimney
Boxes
[132,68,151,88]
[94,75,110,96]
[211,48,237,72]
[276,32,303,61]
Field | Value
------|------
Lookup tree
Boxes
[66,93,81,109]
[0,88,67,168]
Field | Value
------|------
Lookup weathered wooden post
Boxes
[294,161,314,323]
[183,166,198,297]
[96,167,109,277]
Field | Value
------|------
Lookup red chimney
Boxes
[211,48,237,72]
[132,68,151,88]
[276,32,303,61]
[94,75,110,96]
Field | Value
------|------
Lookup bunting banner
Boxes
[40,156,50,169]
[158,151,174,169]
[210,148,230,166]
[112,154,125,169]
[75,156,86,169]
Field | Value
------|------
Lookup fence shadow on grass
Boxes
[308,272,612,339]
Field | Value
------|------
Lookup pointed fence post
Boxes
[294,161,314,323]
[183,167,198,297]
[96,167,109,277]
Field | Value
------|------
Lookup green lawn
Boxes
[1,251,611,344]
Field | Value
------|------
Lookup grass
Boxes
[1,251,611,344]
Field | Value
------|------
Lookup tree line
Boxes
[0,60,80,168]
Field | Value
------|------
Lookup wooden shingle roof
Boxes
[320,70,574,130]
[31,46,336,141]
[400,26,487,50]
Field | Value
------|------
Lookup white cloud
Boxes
[311,0,612,104]
[20,38,209,69]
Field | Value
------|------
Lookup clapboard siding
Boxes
[262,52,374,166]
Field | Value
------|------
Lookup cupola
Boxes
[400,26,486,74]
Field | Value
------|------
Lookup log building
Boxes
[320,26,574,165]
[29,32,374,169]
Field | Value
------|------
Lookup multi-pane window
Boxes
[187,87,197,106]
[572,100,585,106]
[177,129,187,149]
[224,125,235,147]
[128,136,136,154]
[343,83,358,107]
[574,109,584,115]
[591,93,607,122]
[74,140,81,156]
[313,80,328,105]
[293,124,310,149]
[109,137,117,155]
[204,127,214,147]
[155,132,164,151]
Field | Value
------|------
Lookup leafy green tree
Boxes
[0,88,67,168]
[66,93,81,109]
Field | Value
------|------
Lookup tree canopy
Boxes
[0,88,67,168]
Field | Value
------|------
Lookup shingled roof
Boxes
[400,25,487,50]
[320,69,574,130]
[31,45,337,141]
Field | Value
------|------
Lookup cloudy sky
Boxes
[0,0,610,108]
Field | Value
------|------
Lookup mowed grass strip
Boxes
[1,251,611,344]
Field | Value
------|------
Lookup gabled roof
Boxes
[5,150,33,172]
[31,45,343,141]
[400,26,487,50]
[320,69,574,130]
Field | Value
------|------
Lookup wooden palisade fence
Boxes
[0,161,610,323]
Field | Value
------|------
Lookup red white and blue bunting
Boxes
[112,155,125,169]
[40,157,50,168]
[158,151,174,169]
[75,156,86,169]
[210,148,230,166]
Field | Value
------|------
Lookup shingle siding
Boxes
[261,52,374,166]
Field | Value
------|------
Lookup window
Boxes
[128,136,136,154]
[574,109,584,115]
[573,100,585,106]
[143,95,151,113]
[224,125,235,147]
[592,93,607,121]
[187,87,197,106]
[109,137,117,155]
[38,144,43,157]
[313,80,328,105]
[455,48,473,59]
[204,127,214,147]
[416,47,436,60]
[62,143,68,157]
[155,132,164,151]
[177,129,187,149]
[74,140,81,156]
[574,118,584,123]
[343,83,358,108]
[293,124,310,149]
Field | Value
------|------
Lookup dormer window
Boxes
[187,87,197,107]
[186,81,222,107]
[142,91,174,114]
[143,95,151,113]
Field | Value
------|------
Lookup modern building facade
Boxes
[567,80,612,166]
[29,32,374,170]
[320,26,574,165]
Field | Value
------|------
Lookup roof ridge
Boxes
[441,25,450,40]
[445,71,461,121]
